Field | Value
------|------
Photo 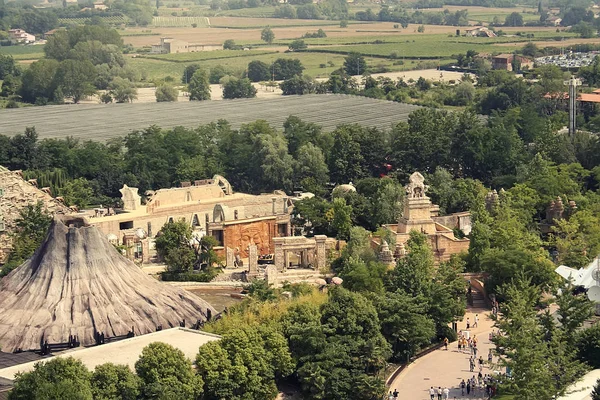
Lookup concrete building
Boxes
[8,29,35,44]
[386,172,470,263]
[84,175,292,261]
[151,37,223,54]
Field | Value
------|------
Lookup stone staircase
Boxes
[469,287,487,309]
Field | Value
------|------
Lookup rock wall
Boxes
[0,168,71,264]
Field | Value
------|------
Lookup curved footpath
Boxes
[389,307,497,400]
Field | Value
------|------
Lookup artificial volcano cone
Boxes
[0,216,216,352]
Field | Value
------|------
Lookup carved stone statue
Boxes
[405,172,428,199]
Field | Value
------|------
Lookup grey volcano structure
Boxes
[0,216,215,352]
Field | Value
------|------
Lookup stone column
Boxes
[314,235,327,270]
[273,238,285,272]
[226,247,235,268]
[248,243,258,276]
[265,265,279,286]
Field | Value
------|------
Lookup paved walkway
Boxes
[389,307,497,400]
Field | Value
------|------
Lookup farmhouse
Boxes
[465,26,496,38]
[491,53,533,71]
[83,175,293,261]
[8,29,35,44]
[151,37,223,54]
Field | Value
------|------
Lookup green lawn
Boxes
[0,45,45,60]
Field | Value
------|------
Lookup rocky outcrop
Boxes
[0,167,71,264]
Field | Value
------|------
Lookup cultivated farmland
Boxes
[0,94,420,140]
[152,16,210,27]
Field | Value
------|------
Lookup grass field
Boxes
[0,45,45,60]
[142,49,277,62]
[128,50,409,81]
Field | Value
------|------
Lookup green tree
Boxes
[505,12,524,26]
[343,52,367,76]
[135,342,202,400]
[1,201,52,277]
[223,39,237,50]
[328,125,365,183]
[19,59,60,104]
[294,143,329,188]
[181,63,200,84]
[247,60,271,82]
[331,197,352,240]
[188,68,211,101]
[576,324,600,368]
[261,26,275,44]
[592,380,600,400]
[155,84,178,102]
[272,58,304,80]
[58,177,94,208]
[90,363,141,400]
[372,291,436,362]
[196,326,293,399]
[155,219,195,273]
[289,39,307,51]
[555,283,595,345]
[222,78,257,99]
[0,54,19,80]
[9,357,92,400]
[387,231,434,298]
[108,77,137,103]
[481,248,557,295]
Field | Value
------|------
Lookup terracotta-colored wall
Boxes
[223,220,277,258]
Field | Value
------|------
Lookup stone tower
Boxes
[397,172,437,235]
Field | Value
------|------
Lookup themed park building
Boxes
[83,175,293,260]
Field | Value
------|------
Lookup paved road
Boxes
[390,307,497,400]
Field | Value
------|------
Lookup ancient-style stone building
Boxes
[386,172,470,263]
[85,176,293,260]
[0,166,71,264]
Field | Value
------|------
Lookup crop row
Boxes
[152,16,209,27]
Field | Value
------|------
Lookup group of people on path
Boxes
[459,374,498,398]
[429,386,451,400]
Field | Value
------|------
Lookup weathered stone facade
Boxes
[84,176,293,261]
[0,167,71,264]
[388,172,470,263]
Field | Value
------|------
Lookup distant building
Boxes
[491,53,533,71]
[8,29,35,44]
[93,1,108,9]
[151,37,223,54]
[465,26,496,38]
[546,16,562,26]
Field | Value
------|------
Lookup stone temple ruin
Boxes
[386,172,471,263]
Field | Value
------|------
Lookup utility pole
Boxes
[564,77,581,140]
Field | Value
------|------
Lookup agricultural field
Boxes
[0,45,45,60]
[128,50,409,81]
[58,16,128,25]
[143,49,276,62]
[152,16,210,27]
[0,94,421,140]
